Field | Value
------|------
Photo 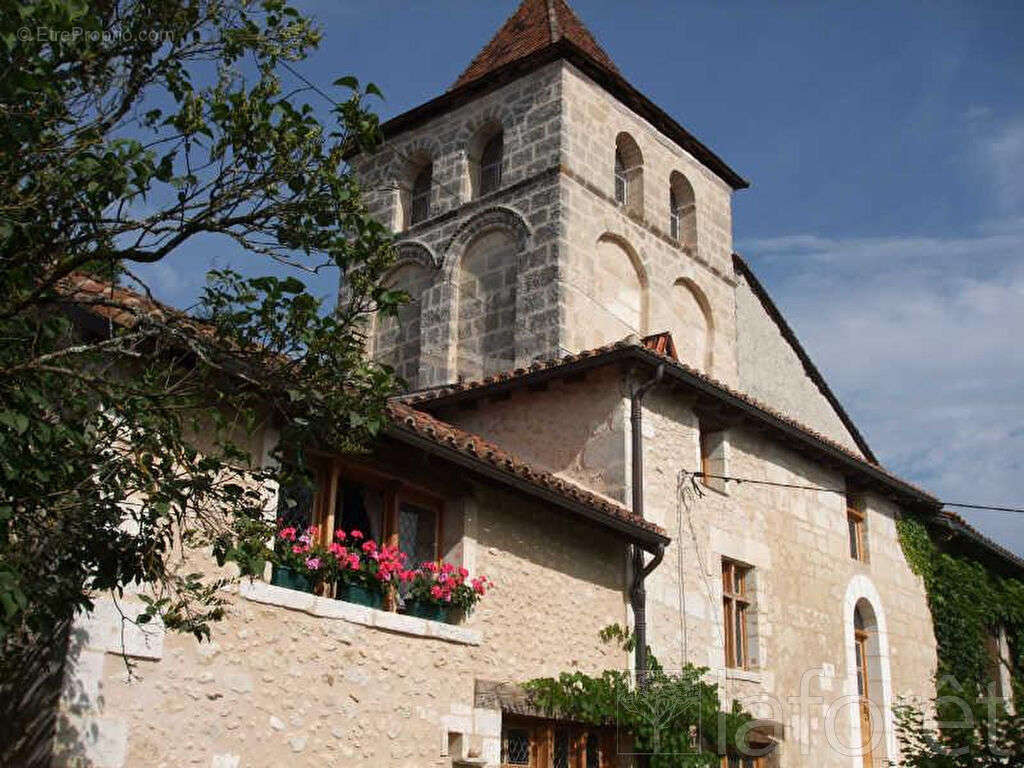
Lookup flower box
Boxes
[402,598,450,623]
[336,582,383,610]
[270,564,312,593]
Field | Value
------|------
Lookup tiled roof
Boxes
[452,0,619,89]
[937,510,1024,574]
[400,337,942,507]
[386,401,666,540]
[58,272,174,328]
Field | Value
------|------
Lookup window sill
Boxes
[725,667,763,684]
[237,580,482,646]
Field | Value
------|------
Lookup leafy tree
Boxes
[0,0,403,745]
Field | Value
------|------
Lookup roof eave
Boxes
[407,344,941,511]
[358,39,748,191]
[385,422,669,551]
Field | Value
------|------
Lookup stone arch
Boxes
[370,258,434,386]
[580,233,648,349]
[663,277,714,371]
[467,121,504,199]
[840,576,896,767]
[614,132,644,217]
[669,170,697,249]
[456,107,512,200]
[442,207,530,282]
[390,139,440,230]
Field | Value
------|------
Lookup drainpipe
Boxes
[629,363,666,686]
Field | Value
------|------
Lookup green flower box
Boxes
[336,583,383,610]
[270,564,312,593]
[402,598,450,624]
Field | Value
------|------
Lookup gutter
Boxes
[629,363,666,683]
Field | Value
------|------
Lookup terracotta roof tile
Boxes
[400,337,942,506]
[452,0,619,89]
[386,400,665,538]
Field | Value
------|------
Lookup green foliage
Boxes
[893,697,1024,766]
[896,515,1024,702]
[0,0,405,686]
[524,626,757,766]
[895,514,1024,761]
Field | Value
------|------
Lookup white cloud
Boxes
[738,219,1024,555]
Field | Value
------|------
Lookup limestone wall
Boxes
[433,366,628,503]
[557,63,739,384]
[735,271,866,457]
[638,386,937,767]
[54,472,631,768]
[350,63,566,387]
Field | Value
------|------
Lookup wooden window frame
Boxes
[720,756,767,768]
[501,716,616,768]
[847,493,867,563]
[290,452,444,562]
[722,560,752,670]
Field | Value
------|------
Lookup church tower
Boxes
[350,0,748,390]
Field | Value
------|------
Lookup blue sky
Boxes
[136,1,1024,554]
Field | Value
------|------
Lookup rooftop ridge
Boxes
[452,0,619,89]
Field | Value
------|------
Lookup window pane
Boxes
[553,729,570,768]
[586,732,599,768]
[411,165,432,224]
[480,134,503,195]
[855,642,866,696]
[722,562,732,593]
[503,728,530,765]
[336,481,384,542]
[399,501,437,565]
[276,476,315,529]
[848,515,860,559]
[735,604,746,667]
[723,598,734,667]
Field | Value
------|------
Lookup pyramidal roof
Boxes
[452,0,619,89]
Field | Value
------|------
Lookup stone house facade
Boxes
[55,2,1020,767]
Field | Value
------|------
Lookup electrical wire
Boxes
[691,470,1024,515]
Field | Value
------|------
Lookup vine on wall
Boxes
[896,514,1024,702]
[524,626,756,767]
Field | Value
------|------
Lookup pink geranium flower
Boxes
[349,529,363,539]
[305,557,321,570]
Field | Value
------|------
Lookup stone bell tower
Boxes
[349,0,747,391]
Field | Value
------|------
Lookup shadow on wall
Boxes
[0,617,85,768]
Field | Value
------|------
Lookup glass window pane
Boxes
[336,481,384,542]
[848,515,860,559]
[586,732,599,768]
[735,605,746,667]
[855,642,866,696]
[276,475,315,529]
[399,501,437,565]
[503,728,530,765]
[553,729,570,768]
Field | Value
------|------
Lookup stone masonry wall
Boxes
[638,385,937,767]
[433,366,629,504]
[350,62,566,389]
[54,472,631,768]
[734,271,866,457]
[558,63,740,385]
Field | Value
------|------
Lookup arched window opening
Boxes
[669,171,696,247]
[410,163,432,225]
[479,133,503,196]
[614,149,627,205]
[853,600,886,768]
[613,133,644,217]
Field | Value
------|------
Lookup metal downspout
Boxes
[629,363,665,684]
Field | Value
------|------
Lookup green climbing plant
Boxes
[894,513,1024,762]
[523,625,758,767]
